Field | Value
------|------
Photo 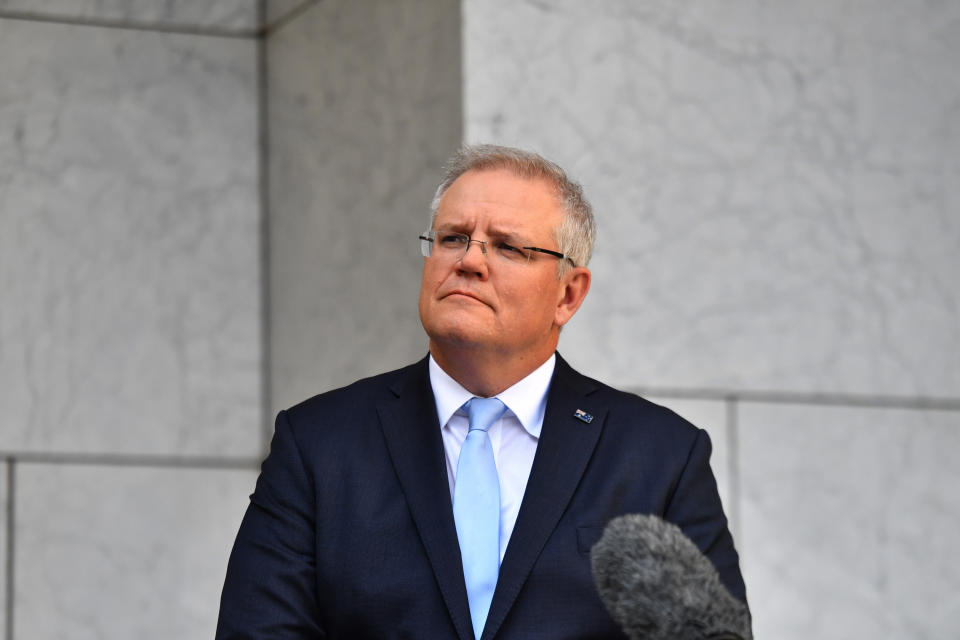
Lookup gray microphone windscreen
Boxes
[590,514,752,640]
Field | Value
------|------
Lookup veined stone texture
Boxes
[0,19,262,456]
[739,403,960,639]
[464,0,960,398]
[267,0,461,414]
[0,0,259,31]
[14,463,258,640]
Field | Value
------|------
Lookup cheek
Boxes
[420,262,442,290]
[501,284,544,319]
[520,281,563,321]
[419,263,449,309]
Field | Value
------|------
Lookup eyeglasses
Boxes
[419,230,575,267]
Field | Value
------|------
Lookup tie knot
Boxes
[466,397,507,433]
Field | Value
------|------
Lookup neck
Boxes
[428,341,557,397]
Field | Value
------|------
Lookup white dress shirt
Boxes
[429,354,555,563]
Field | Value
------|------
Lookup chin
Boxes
[423,317,494,351]
[422,300,490,337]
[427,328,487,350]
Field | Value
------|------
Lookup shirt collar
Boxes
[428,353,556,439]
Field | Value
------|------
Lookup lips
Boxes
[441,289,489,306]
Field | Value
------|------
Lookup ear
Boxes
[554,266,591,328]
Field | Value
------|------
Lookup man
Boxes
[217,145,747,639]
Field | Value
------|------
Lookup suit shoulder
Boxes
[609,387,699,433]
[562,364,703,439]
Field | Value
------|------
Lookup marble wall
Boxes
[15,463,257,639]
[0,4,261,638]
[463,0,960,637]
[0,0,260,32]
[265,0,462,415]
[1,462,6,636]
[464,0,960,399]
[4,0,957,638]
[739,404,960,637]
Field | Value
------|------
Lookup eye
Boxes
[494,240,529,261]
[438,233,467,247]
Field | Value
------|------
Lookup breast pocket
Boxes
[576,524,606,556]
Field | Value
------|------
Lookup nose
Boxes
[457,237,488,276]
[459,238,487,261]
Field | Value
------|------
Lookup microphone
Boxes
[590,514,752,640]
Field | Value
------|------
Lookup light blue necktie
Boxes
[454,397,507,640]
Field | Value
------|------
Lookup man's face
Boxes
[418,168,579,364]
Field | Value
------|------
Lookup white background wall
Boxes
[266,0,461,416]
[0,2,264,638]
[1,1,957,638]
[463,1,960,638]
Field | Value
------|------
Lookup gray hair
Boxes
[430,144,596,274]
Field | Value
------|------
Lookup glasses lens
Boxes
[419,232,434,258]
[492,240,532,264]
[433,232,470,259]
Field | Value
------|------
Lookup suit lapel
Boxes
[377,358,474,640]
[482,355,607,640]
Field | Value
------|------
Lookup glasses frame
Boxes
[419,230,576,267]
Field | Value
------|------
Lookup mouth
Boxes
[442,290,489,306]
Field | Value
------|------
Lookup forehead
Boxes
[435,168,564,235]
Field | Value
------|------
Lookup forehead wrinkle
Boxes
[435,216,535,243]
[489,217,566,249]
[435,172,562,243]
[485,222,528,241]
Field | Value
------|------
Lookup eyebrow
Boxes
[435,223,533,246]
[485,225,525,243]
[434,223,468,233]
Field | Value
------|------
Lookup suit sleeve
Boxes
[216,410,326,639]
[663,428,748,604]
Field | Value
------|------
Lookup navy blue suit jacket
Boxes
[217,354,747,639]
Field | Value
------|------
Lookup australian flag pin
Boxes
[574,408,594,424]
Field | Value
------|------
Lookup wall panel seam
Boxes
[0,11,259,39]
[5,459,14,640]
[263,0,319,36]
[0,453,260,471]
[257,0,273,456]
[724,397,742,551]
[628,387,960,412]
